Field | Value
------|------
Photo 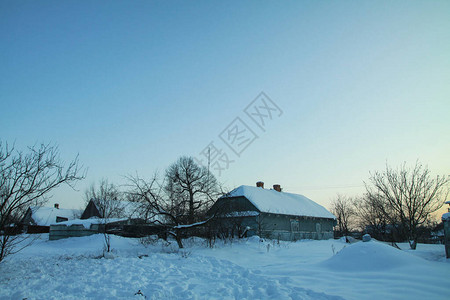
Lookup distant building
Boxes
[49,199,167,240]
[21,204,82,233]
[442,201,450,258]
[81,199,149,220]
[208,182,336,241]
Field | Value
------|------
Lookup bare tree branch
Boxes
[0,141,85,262]
[365,161,449,249]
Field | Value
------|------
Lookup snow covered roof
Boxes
[90,199,142,219]
[223,185,336,219]
[29,206,82,226]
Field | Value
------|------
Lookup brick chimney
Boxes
[273,184,281,192]
[54,203,59,209]
[256,181,264,189]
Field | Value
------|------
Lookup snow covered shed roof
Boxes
[82,199,142,219]
[222,185,336,219]
[26,206,82,226]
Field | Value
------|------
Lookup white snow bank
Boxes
[0,234,448,300]
[224,185,336,219]
[0,234,342,300]
[320,240,425,271]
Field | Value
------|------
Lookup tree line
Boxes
[330,161,449,249]
[0,141,223,262]
[1,140,449,263]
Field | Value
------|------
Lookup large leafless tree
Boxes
[126,156,222,248]
[352,194,396,242]
[165,156,219,224]
[84,179,124,219]
[126,174,185,246]
[330,195,355,239]
[365,161,449,249]
[0,141,84,262]
[84,179,126,253]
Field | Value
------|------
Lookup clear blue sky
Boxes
[1,1,449,216]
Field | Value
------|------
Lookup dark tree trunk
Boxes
[175,229,183,248]
[188,192,194,224]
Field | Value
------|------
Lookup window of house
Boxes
[290,219,299,232]
[316,223,321,234]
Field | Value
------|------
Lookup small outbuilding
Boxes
[21,204,82,233]
[81,199,143,220]
[208,182,336,241]
[49,199,167,240]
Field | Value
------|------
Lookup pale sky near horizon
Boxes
[1,1,449,218]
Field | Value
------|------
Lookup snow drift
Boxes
[320,240,425,271]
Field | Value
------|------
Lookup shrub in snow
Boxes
[362,234,371,242]
[134,290,146,298]
[139,235,159,247]
[179,250,192,258]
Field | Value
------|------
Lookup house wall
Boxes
[214,213,334,241]
[21,208,50,233]
[444,219,450,259]
[209,196,259,215]
[212,216,259,238]
[21,208,34,225]
[257,213,335,241]
[215,214,334,241]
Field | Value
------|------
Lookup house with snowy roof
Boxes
[21,204,82,233]
[208,182,336,241]
[49,199,167,240]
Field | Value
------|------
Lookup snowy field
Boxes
[0,234,449,300]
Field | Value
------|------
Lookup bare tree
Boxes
[126,173,186,248]
[84,179,124,253]
[330,195,355,239]
[84,179,124,218]
[352,194,396,242]
[165,156,219,224]
[0,141,84,262]
[366,161,449,249]
[126,157,222,248]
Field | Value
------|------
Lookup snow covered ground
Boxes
[0,234,448,300]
